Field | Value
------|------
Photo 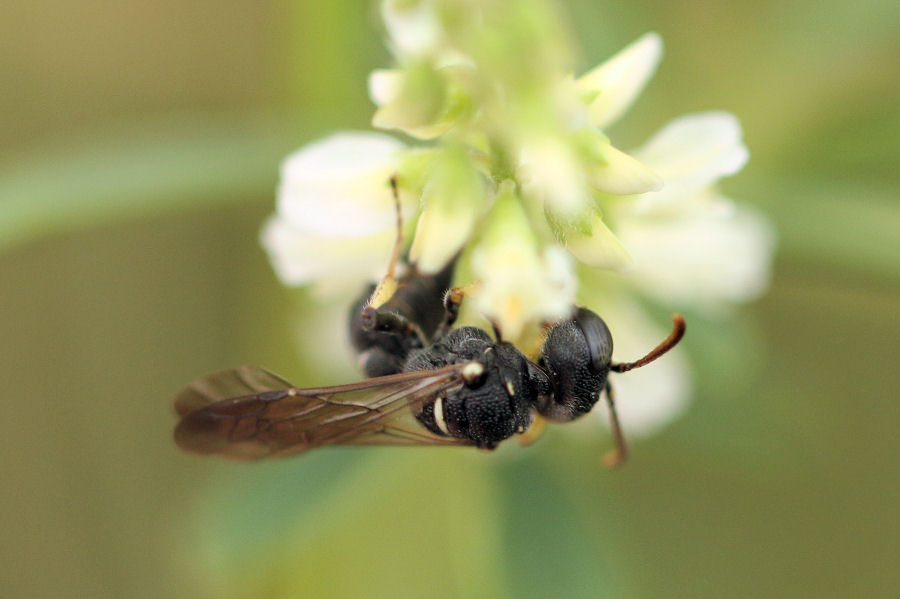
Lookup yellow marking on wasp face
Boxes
[461,362,485,383]
[433,397,450,435]
[505,381,516,397]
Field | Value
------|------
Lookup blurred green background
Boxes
[2,1,898,597]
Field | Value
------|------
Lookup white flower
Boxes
[260,9,776,444]
[576,32,663,130]
[615,203,774,308]
[577,113,773,435]
[381,0,444,59]
[368,65,453,140]
[371,0,477,139]
[566,211,634,270]
[613,113,775,309]
[559,42,773,436]
[629,112,750,215]
[472,183,576,344]
[408,146,487,273]
[517,137,593,215]
[260,131,409,292]
[368,59,477,140]
[517,33,665,269]
[261,221,399,295]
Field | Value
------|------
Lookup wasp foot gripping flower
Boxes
[262,0,774,439]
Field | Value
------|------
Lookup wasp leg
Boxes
[602,381,629,468]
[517,414,547,446]
[361,305,426,343]
[353,303,428,377]
[435,282,481,339]
[442,286,466,328]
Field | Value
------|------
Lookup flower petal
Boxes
[518,138,593,215]
[409,204,478,273]
[577,32,663,129]
[260,215,395,291]
[371,62,472,139]
[280,131,405,181]
[616,201,776,306]
[590,143,663,195]
[631,112,749,213]
[381,0,443,58]
[368,69,404,107]
[472,185,575,344]
[473,244,575,346]
[408,147,486,272]
[565,212,634,270]
[277,132,407,237]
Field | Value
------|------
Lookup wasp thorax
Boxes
[405,327,536,449]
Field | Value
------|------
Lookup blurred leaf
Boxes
[285,3,386,125]
[496,455,623,597]
[744,178,900,281]
[194,449,508,599]
[0,114,302,253]
[188,451,363,581]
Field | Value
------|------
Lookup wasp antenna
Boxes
[388,174,403,275]
[610,314,686,373]
[368,174,405,309]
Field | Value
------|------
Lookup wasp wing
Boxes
[173,364,473,460]
[174,365,294,416]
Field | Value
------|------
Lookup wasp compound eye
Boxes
[573,308,613,374]
[535,308,612,421]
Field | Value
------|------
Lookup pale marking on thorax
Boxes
[433,396,450,435]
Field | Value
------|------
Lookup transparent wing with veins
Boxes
[173,364,474,460]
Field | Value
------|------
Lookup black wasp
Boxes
[174,181,685,466]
